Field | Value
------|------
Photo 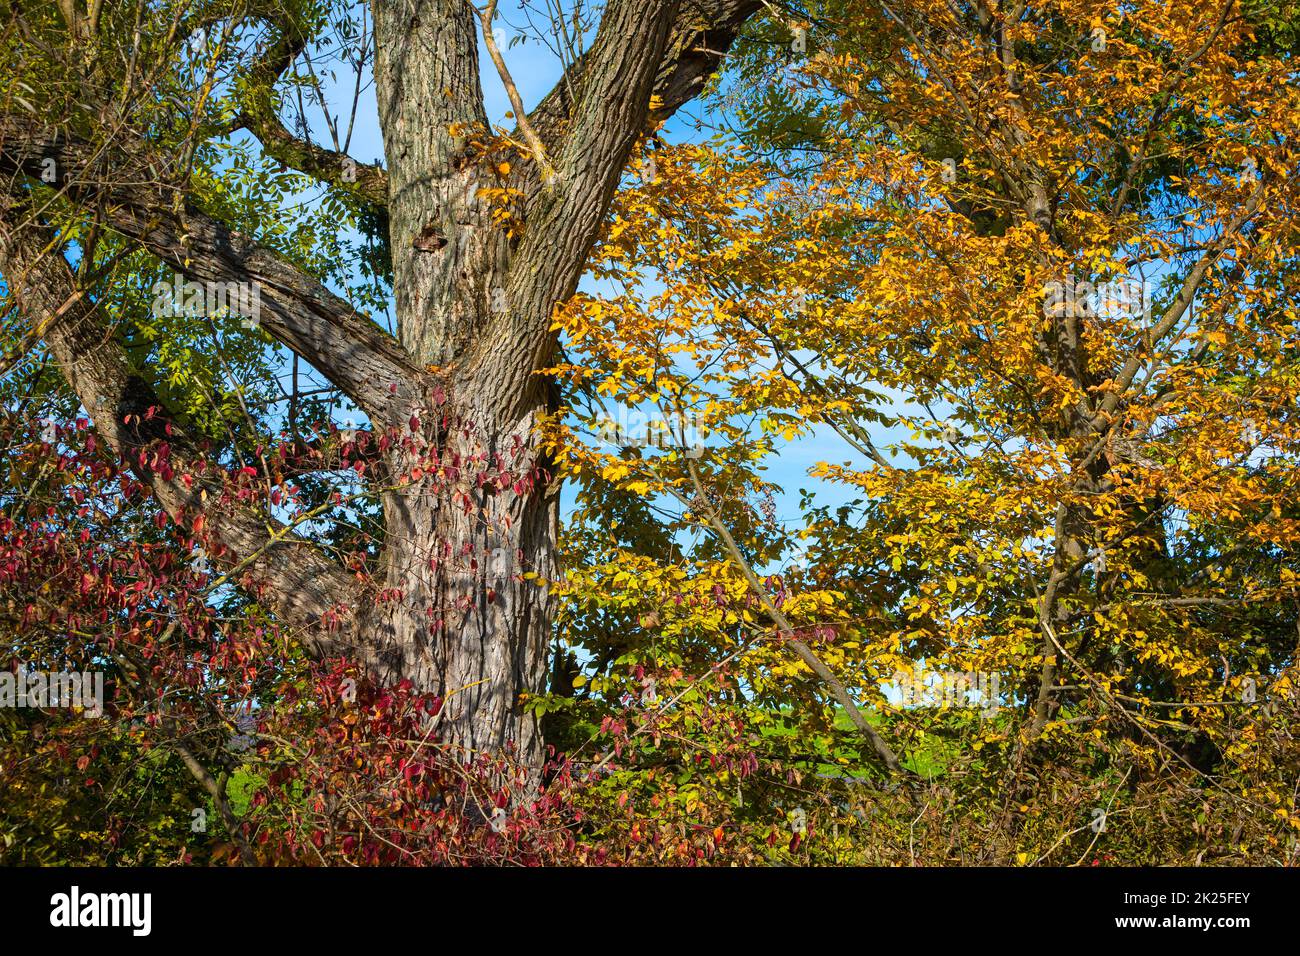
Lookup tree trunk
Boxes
[364,0,558,768]
[365,398,560,770]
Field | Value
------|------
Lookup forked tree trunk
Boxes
[358,0,764,771]
[0,0,762,781]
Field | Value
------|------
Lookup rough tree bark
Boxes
[0,0,762,775]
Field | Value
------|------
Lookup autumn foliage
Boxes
[3,0,1300,866]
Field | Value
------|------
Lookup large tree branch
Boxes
[527,0,763,145]
[510,0,679,285]
[0,193,373,658]
[0,114,423,424]
[472,0,763,418]
[371,0,492,365]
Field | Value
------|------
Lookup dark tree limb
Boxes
[233,10,389,205]
[0,114,423,424]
